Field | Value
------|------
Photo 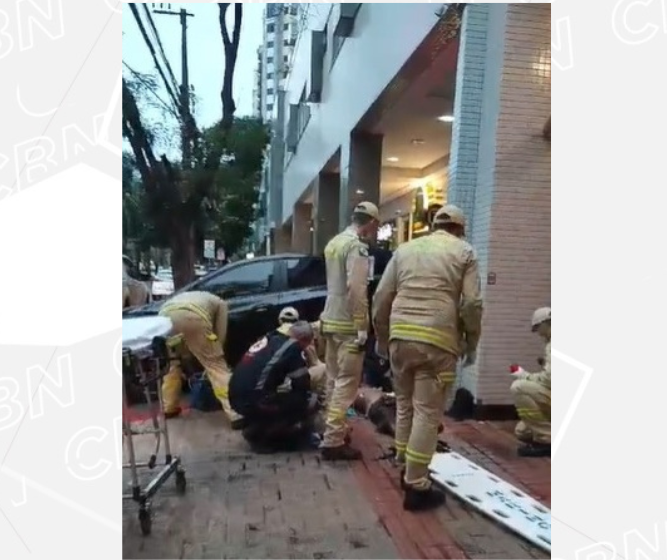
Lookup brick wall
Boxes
[478,3,551,405]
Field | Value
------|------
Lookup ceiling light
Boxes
[411,138,425,145]
[438,115,455,123]
[386,156,399,163]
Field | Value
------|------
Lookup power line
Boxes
[141,4,180,97]
[128,3,180,110]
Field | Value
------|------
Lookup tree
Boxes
[122,3,254,289]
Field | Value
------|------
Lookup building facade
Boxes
[256,3,301,123]
[261,3,551,410]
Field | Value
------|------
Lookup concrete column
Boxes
[272,224,292,254]
[313,172,340,254]
[292,202,313,254]
[447,3,551,410]
[339,132,383,230]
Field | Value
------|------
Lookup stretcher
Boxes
[122,316,187,536]
[429,451,551,553]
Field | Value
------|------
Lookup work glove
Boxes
[463,351,476,366]
[374,341,389,360]
[355,330,368,347]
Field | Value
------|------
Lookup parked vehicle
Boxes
[123,249,393,368]
[151,269,174,300]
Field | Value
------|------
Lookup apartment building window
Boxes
[266,22,275,33]
[267,88,274,95]
[332,3,362,65]
[267,104,273,113]
[284,22,289,30]
[267,72,274,80]
[267,56,274,64]
[267,41,274,48]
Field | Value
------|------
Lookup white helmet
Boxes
[531,307,551,330]
[278,306,299,324]
[433,204,467,229]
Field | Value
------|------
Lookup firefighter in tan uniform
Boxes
[320,201,379,461]
[510,307,551,457]
[373,204,483,511]
[158,291,242,425]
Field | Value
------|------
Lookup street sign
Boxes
[203,239,215,259]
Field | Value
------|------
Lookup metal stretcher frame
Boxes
[122,317,187,536]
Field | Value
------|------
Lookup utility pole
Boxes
[152,4,195,166]
[269,4,287,253]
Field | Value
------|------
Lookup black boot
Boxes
[403,486,446,512]
[517,442,551,458]
[321,444,362,461]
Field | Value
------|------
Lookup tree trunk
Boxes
[170,221,196,289]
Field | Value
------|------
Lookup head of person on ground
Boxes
[431,204,466,239]
[288,320,315,350]
[531,307,551,342]
[351,201,380,242]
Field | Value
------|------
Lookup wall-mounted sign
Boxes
[487,272,497,285]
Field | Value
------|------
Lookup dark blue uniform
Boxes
[229,333,311,425]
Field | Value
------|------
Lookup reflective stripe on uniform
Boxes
[516,407,548,421]
[406,447,433,465]
[321,318,356,335]
[390,323,458,352]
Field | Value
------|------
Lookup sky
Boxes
[122,3,264,130]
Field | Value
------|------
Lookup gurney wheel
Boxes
[138,507,152,536]
[175,469,187,494]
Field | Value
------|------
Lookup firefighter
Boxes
[158,291,242,426]
[372,204,483,511]
[229,321,320,453]
[320,201,379,460]
[510,307,551,457]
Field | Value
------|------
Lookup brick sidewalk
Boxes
[122,409,549,559]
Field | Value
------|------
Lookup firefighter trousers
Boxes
[160,309,241,422]
[322,333,365,447]
[510,379,551,444]
[390,340,457,491]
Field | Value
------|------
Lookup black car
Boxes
[123,249,393,368]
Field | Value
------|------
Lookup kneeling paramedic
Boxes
[229,321,319,452]
[252,306,328,399]
[510,307,551,457]
[158,291,242,425]
[373,204,483,511]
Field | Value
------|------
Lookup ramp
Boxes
[429,452,551,553]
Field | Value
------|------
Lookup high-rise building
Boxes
[256,3,301,123]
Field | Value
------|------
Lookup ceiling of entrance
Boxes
[369,41,458,203]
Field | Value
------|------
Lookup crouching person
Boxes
[229,321,321,453]
[510,307,551,457]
